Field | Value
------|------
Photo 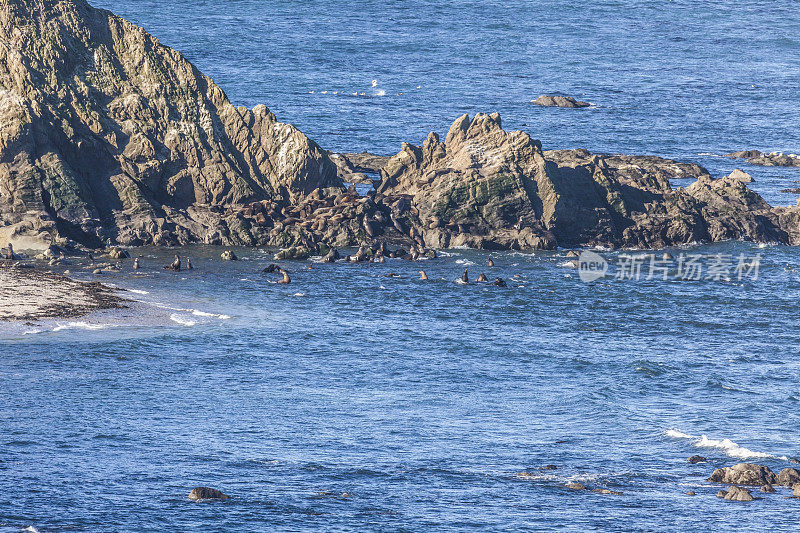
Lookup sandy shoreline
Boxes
[0,264,125,322]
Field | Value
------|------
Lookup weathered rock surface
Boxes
[721,486,755,501]
[0,0,341,251]
[376,113,798,250]
[726,150,800,168]
[188,487,229,501]
[687,455,707,464]
[329,152,391,183]
[777,467,800,487]
[707,463,778,486]
[533,95,590,108]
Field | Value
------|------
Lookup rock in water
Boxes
[760,484,775,493]
[687,455,707,464]
[188,487,230,501]
[707,463,778,486]
[0,0,341,250]
[777,467,800,487]
[533,95,591,108]
[723,486,754,501]
[565,482,586,490]
[106,247,130,259]
[376,113,795,250]
[794,483,800,498]
[220,250,238,261]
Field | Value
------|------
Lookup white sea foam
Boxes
[665,429,787,460]
[128,289,149,295]
[169,314,196,327]
[24,527,40,533]
[191,310,231,319]
[374,89,386,97]
[293,293,306,297]
[52,322,112,332]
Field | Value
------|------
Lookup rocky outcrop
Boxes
[707,463,778,486]
[718,486,755,501]
[375,113,798,250]
[777,468,800,487]
[329,152,391,184]
[533,95,590,108]
[0,0,341,251]
[726,150,800,168]
[188,487,229,501]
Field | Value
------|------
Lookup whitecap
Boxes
[293,293,306,297]
[169,314,196,327]
[665,428,787,460]
[128,289,149,295]
[191,310,230,319]
[374,89,386,97]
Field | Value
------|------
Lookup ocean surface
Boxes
[2,0,800,531]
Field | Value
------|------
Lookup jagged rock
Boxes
[220,250,238,261]
[794,483,800,498]
[760,484,775,493]
[188,487,229,501]
[376,113,797,250]
[565,482,586,490]
[726,150,800,167]
[106,247,129,259]
[328,152,391,183]
[0,0,342,251]
[534,95,590,108]
[777,468,800,487]
[707,463,778,486]
[687,455,707,464]
[685,491,696,496]
[274,246,311,260]
[722,486,754,501]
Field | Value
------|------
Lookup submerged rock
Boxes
[565,482,586,490]
[534,95,591,108]
[707,463,778,486]
[106,247,130,259]
[687,455,707,464]
[188,487,230,501]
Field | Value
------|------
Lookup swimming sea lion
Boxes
[186,258,194,270]
[132,257,140,269]
[165,254,181,271]
[460,269,469,284]
[493,277,507,287]
[277,268,291,284]
[262,263,280,273]
[488,257,494,267]
[476,273,488,282]
[419,270,428,280]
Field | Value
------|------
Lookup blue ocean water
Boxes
[3,1,800,531]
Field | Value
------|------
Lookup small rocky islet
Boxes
[2,0,800,259]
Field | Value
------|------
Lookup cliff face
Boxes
[375,113,795,250]
[0,0,341,249]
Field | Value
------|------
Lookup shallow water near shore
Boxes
[2,243,800,531]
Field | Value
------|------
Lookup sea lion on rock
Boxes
[165,254,181,271]
[322,248,340,263]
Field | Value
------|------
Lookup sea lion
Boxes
[308,263,313,270]
[4,243,16,260]
[186,258,193,270]
[262,263,280,273]
[165,254,181,271]
[419,270,428,280]
[493,277,507,287]
[476,273,488,282]
[374,252,385,263]
[488,257,494,267]
[277,268,291,284]
[322,248,339,263]
[459,268,469,284]
[132,257,140,270]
